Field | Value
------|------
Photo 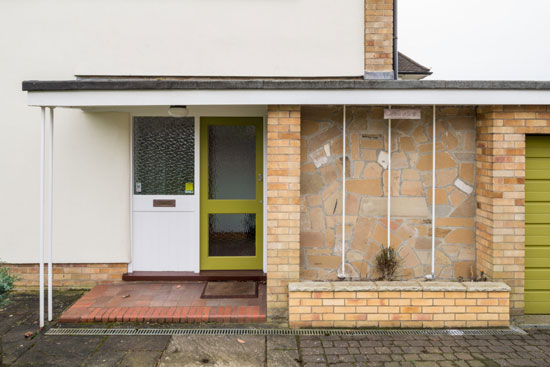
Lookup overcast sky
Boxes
[399,0,550,80]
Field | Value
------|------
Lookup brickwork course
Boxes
[300,106,477,282]
[266,105,302,321]
[476,105,550,315]
[289,284,510,329]
[6,263,128,288]
[365,0,394,73]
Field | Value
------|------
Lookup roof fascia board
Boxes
[27,89,550,107]
[22,79,550,92]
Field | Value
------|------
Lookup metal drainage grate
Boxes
[46,327,527,336]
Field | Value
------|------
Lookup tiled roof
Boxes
[398,52,432,75]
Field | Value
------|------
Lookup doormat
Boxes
[201,281,258,299]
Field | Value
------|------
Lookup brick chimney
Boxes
[364,0,395,80]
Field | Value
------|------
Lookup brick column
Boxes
[476,105,550,315]
[266,105,301,322]
[364,0,394,79]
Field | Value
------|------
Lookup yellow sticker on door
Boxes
[185,182,194,194]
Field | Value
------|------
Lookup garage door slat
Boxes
[526,214,550,223]
[525,148,550,157]
[525,135,550,314]
[525,236,550,246]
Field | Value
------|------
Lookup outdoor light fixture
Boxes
[168,105,189,117]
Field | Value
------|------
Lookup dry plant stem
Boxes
[375,247,400,281]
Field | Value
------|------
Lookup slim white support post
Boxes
[339,105,347,279]
[39,107,45,328]
[47,107,54,321]
[387,107,392,249]
[431,105,436,279]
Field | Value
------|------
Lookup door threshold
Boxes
[122,270,266,282]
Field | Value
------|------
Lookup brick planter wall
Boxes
[6,263,128,289]
[289,281,510,328]
[476,105,550,315]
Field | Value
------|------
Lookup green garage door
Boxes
[526,135,550,314]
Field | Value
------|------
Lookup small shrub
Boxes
[375,247,400,281]
[472,267,487,282]
[0,262,18,298]
[456,266,487,282]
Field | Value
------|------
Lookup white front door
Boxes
[131,116,199,272]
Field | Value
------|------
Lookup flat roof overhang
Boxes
[22,79,550,107]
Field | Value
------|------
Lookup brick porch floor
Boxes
[59,281,266,323]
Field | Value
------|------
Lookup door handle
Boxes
[258,173,263,182]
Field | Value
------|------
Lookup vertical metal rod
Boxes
[128,116,134,273]
[431,105,436,278]
[39,107,45,328]
[387,107,391,249]
[393,0,399,80]
[340,105,347,279]
[47,107,54,321]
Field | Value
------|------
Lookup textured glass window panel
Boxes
[134,117,194,195]
[208,125,256,200]
[208,214,256,257]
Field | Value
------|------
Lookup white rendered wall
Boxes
[2,0,364,78]
[0,107,131,263]
[0,0,362,264]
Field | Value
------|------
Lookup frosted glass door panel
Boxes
[208,125,256,200]
[134,117,194,195]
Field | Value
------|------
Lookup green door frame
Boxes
[200,117,264,270]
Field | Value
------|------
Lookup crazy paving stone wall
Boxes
[300,106,477,281]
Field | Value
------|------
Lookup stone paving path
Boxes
[2,293,550,366]
[5,331,550,367]
[294,333,550,367]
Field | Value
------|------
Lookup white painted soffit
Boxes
[27,89,550,107]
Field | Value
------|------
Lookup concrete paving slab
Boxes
[118,351,163,367]
[1,323,40,364]
[0,291,84,365]
[159,335,265,367]
[514,314,550,326]
[267,335,297,350]
[82,350,126,367]
[10,335,104,367]
[267,335,300,367]
[267,349,300,367]
[98,335,171,352]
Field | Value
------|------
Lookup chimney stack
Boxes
[364,0,396,80]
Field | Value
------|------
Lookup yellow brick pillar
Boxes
[476,105,550,315]
[266,105,301,322]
